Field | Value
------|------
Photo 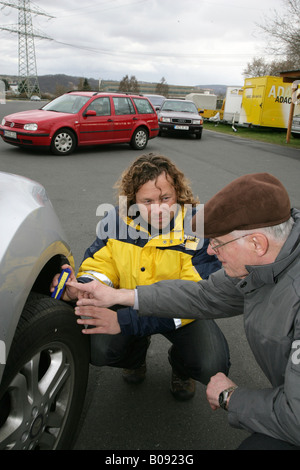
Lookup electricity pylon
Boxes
[0,0,54,97]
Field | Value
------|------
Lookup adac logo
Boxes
[268,85,292,104]
[184,234,201,251]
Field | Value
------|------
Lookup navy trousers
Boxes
[89,318,230,385]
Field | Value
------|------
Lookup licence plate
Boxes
[174,125,189,130]
[4,130,17,139]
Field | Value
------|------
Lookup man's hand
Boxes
[67,280,135,308]
[75,306,121,335]
[206,373,237,410]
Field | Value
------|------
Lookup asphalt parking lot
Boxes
[1,100,299,453]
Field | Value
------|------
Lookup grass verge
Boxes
[203,121,300,149]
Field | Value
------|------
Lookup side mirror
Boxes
[84,109,97,117]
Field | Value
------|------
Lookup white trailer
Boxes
[185,92,217,110]
[223,86,243,123]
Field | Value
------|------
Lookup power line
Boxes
[47,0,149,19]
[0,0,54,17]
[0,0,54,97]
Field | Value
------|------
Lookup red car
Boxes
[0,91,159,155]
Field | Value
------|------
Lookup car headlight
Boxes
[160,117,171,123]
[1,118,5,126]
[192,119,201,125]
[24,123,38,131]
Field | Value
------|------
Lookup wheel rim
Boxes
[0,343,75,450]
[54,133,73,153]
[135,130,147,148]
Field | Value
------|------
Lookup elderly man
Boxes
[71,172,300,450]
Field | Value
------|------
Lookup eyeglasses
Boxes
[209,234,249,253]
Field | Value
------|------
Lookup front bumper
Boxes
[0,127,50,146]
[291,120,300,135]
[159,122,202,135]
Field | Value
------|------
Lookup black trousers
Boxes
[90,318,230,385]
[238,433,300,450]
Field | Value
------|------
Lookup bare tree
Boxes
[155,77,169,97]
[54,83,67,97]
[243,57,271,78]
[243,57,298,78]
[118,75,140,93]
[243,0,300,77]
[118,75,130,92]
[129,76,140,93]
[258,0,300,63]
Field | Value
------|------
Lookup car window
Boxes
[86,97,111,116]
[161,100,198,113]
[133,98,154,114]
[144,95,165,107]
[113,97,135,115]
[43,95,90,114]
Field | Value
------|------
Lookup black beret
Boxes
[200,173,291,238]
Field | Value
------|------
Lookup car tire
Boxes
[130,127,148,150]
[195,130,202,140]
[0,294,90,450]
[51,128,77,155]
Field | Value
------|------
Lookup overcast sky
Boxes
[1,0,288,86]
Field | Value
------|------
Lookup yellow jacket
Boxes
[77,205,221,333]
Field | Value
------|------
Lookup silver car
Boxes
[143,94,166,111]
[158,99,203,139]
[291,114,300,137]
[0,172,89,450]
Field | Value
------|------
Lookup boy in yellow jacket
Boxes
[54,153,229,400]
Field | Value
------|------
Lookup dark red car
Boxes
[0,91,159,155]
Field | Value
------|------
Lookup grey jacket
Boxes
[137,208,300,445]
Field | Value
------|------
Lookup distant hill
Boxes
[198,84,228,95]
[38,74,99,94]
[0,74,99,95]
[38,76,230,96]
[1,74,230,96]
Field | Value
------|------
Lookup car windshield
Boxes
[42,94,90,114]
[161,100,198,113]
[145,96,165,106]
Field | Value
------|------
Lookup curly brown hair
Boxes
[115,153,199,212]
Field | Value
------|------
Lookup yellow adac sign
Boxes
[239,76,300,129]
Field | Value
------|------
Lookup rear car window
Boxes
[133,98,155,114]
[113,97,135,115]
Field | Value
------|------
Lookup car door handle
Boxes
[133,117,138,121]
[107,119,113,122]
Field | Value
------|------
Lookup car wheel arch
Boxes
[0,293,90,450]
[130,125,149,150]
[50,127,78,155]
[0,251,74,384]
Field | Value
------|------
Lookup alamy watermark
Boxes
[0,340,6,365]
[96,198,204,246]
[292,341,300,365]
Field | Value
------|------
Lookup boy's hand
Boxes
[75,306,121,335]
[50,264,78,301]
